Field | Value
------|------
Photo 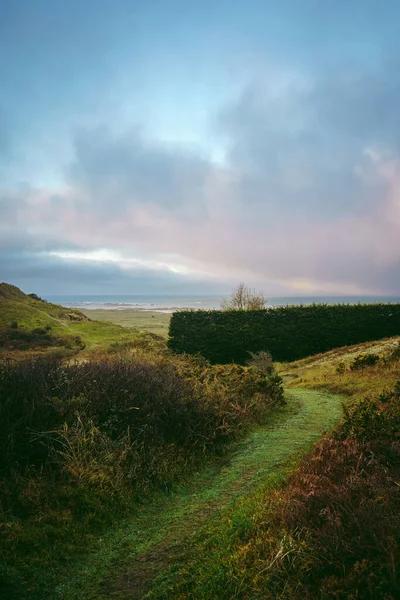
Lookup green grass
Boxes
[51,388,344,600]
[0,292,78,334]
[79,309,171,337]
[3,282,396,599]
[68,319,148,348]
[0,283,165,354]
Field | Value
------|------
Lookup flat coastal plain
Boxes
[79,308,171,337]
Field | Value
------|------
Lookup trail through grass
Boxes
[54,389,343,600]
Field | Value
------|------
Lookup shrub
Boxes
[336,360,346,373]
[168,303,400,363]
[0,351,283,504]
[28,293,47,303]
[185,384,400,600]
[339,387,400,442]
[247,350,274,374]
[0,327,84,351]
[0,351,284,596]
[350,352,380,370]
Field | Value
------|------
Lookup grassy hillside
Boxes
[277,335,400,400]
[0,282,88,331]
[0,283,160,353]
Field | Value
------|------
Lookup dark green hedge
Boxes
[168,304,400,363]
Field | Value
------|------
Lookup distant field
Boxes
[79,308,171,337]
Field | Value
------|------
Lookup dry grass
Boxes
[276,335,400,401]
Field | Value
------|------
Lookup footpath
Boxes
[56,389,344,600]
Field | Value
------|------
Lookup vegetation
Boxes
[0,282,160,355]
[1,282,399,599]
[54,388,343,600]
[78,307,171,337]
[221,283,266,311]
[168,303,400,363]
[145,341,400,600]
[0,283,87,331]
[0,347,283,598]
[278,336,400,401]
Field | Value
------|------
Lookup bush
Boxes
[339,387,400,442]
[350,353,380,370]
[247,350,274,374]
[168,304,400,363]
[0,351,283,510]
[28,293,47,303]
[0,351,284,596]
[336,360,346,373]
[0,327,84,351]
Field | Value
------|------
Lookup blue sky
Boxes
[1,0,400,295]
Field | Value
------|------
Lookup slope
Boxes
[0,282,88,332]
[0,282,159,352]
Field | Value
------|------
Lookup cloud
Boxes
[2,60,400,295]
[67,127,212,218]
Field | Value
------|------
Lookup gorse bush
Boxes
[0,353,283,481]
[0,351,283,596]
[169,303,400,362]
[340,385,400,442]
[335,353,382,374]
[336,360,346,373]
[350,352,380,370]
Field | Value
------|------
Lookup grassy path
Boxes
[56,389,343,600]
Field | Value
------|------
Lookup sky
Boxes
[1,0,400,296]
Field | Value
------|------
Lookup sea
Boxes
[44,294,400,314]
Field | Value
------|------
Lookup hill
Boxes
[0,283,158,353]
[0,282,88,331]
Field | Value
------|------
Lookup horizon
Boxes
[45,292,400,299]
[2,1,400,295]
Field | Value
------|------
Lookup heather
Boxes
[0,349,283,597]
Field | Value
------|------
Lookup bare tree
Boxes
[221,283,266,310]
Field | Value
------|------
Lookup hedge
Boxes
[168,304,400,363]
